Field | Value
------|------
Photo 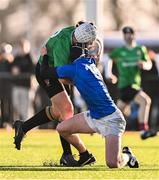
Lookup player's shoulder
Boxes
[136,44,148,52]
[110,46,123,56]
[62,26,75,31]
[60,26,75,37]
[49,26,75,41]
[72,57,90,68]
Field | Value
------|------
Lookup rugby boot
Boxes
[13,120,25,150]
[140,130,157,140]
[122,146,139,168]
[60,153,78,167]
[78,152,96,166]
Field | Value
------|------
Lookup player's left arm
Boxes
[137,46,152,70]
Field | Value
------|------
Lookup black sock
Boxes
[59,135,72,155]
[80,150,89,156]
[22,108,51,133]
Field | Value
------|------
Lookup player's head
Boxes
[87,38,102,64]
[74,22,97,45]
[122,26,134,34]
[122,26,135,45]
[69,39,102,64]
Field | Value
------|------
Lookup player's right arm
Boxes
[105,49,119,84]
[106,58,118,84]
[137,46,152,70]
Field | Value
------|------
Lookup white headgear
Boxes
[74,22,97,43]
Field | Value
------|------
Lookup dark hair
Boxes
[75,21,85,27]
[122,26,134,34]
[75,20,95,27]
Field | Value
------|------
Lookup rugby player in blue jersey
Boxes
[55,40,139,168]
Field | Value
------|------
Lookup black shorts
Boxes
[119,86,140,103]
[35,62,65,98]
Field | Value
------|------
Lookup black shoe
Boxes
[122,146,139,168]
[60,154,78,167]
[140,130,157,140]
[78,152,96,166]
[13,120,25,150]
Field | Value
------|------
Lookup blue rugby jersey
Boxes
[56,57,117,119]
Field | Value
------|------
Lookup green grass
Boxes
[0,129,159,179]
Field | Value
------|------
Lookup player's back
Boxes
[39,26,75,67]
[73,57,117,119]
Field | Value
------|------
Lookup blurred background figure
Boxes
[0,43,14,128]
[11,38,35,121]
[101,48,119,104]
[141,49,159,134]
[106,26,157,140]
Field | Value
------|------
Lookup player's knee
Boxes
[145,96,151,106]
[139,96,151,107]
[66,103,74,114]
[61,105,74,120]
[106,159,118,168]
[56,123,63,133]
[56,123,70,136]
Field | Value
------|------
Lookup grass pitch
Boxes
[0,129,159,179]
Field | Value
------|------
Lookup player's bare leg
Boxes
[56,112,96,166]
[106,135,139,168]
[106,135,128,168]
[134,91,156,139]
[50,90,74,120]
[134,91,151,130]
[49,90,81,166]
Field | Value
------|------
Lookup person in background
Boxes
[0,43,14,127]
[141,50,159,135]
[11,38,35,120]
[106,26,156,140]
[13,21,97,166]
[56,39,139,168]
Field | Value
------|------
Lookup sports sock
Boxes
[59,135,72,155]
[139,123,149,131]
[22,108,51,133]
[80,150,89,156]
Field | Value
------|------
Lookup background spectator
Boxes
[0,43,14,127]
[11,38,35,121]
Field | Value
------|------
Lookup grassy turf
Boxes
[0,129,159,179]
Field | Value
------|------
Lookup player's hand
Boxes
[107,74,118,84]
[137,60,152,70]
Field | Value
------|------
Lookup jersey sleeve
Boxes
[140,46,150,62]
[56,64,75,80]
